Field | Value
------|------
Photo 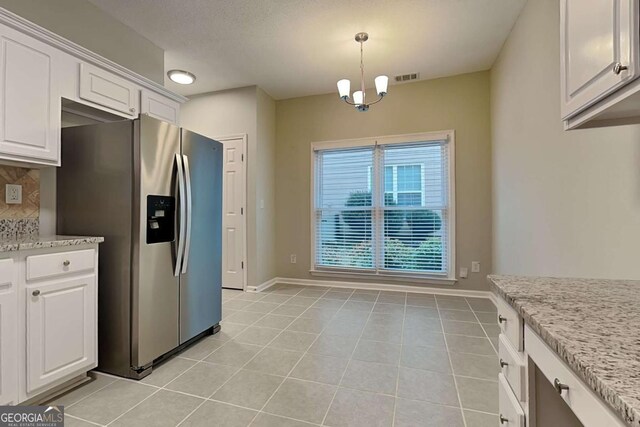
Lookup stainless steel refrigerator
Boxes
[57,115,222,379]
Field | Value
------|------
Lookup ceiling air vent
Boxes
[394,73,420,83]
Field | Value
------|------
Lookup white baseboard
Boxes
[246,277,279,293]
[254,276,495,301]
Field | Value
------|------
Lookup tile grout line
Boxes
[435,295,469,427]
[466,299,499,355]
[320,289,382,426]
[59,375,118,411]
[67,287,497,426]
[175,286,312,427]
[247,286,354,426]
[391,291,408,427]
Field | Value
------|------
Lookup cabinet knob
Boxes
[63,260,71,267]
[32,290,40,297]
[554,378,569,394]
[613,62,629,75]
[498,314,507,324]
[499,358,509,368]
[499,414,508,424]
[129,107,136,113]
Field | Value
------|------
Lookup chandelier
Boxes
[337,32,388,112]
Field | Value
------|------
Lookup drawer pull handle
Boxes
[498,314,507,324]
[554,378,569,394]
[499,359,509,368]
[613,62,629,75]
[63,260,71,267]
[499,414,508,424]
[32,290,40,297]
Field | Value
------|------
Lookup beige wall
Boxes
[275,71,492,291]
[0,0,164,83]
[181,86,277,287]
[491,0,640,280]
[256,88,278,284]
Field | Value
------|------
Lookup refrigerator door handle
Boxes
[181,154,193,274]
[174,153,187,277]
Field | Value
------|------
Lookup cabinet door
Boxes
[0,27,60,165]
[141,90,180,124]
[0,259,17,405]
[80,63,139,117]
[26,275,96,393]
[561,0,639,119]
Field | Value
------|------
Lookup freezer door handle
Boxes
[181,154,193,274]
[174,153,187,277]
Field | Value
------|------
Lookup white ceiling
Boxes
[88,0,526,100]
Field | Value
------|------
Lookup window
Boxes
[312,131,455,281]
[370,165,425,206]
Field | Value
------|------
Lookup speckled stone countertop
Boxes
[489,275,640,426]
[0,235,104,252]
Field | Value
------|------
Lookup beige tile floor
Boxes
[54,284,500,427]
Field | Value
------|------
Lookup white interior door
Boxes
[220,136,246,290]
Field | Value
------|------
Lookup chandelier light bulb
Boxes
[352,90,364,106]
[375,75,389,96]
[337,79,351,99]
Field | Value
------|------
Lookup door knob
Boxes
[613,62,629,75]
[32,290,40,297]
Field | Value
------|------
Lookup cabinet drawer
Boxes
[80,63,139,117]
[497,297,523,351]
[499,333,526,402]
[524,325,626,427]
[26,249,95,281]
[499,373,525,427]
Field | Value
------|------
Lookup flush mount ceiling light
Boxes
[337,32,388,112]
[167,69,196,85]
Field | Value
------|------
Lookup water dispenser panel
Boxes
[146,195,175,244]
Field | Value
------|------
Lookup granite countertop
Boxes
[488,275,640,426]
[0,235,104,252]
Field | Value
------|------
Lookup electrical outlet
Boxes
[459,267,468,279]
[471,261,480,273]
[290,254,297,264]
[5,184,22,204]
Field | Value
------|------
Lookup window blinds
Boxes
[314,140,450,276]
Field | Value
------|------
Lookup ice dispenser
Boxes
[146,195,175,244]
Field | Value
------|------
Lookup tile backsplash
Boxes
[0,166,40,239]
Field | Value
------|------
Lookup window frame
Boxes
[310,130,456,284]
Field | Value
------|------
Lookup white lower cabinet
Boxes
[499,373,525,427]
[26,275,96,393]
[0,259,18,405]
[0,246,98,403]
[495,293,627,427]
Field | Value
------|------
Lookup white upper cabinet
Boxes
[0,10,186,166]
[0,25,60,165]
[560,0,640,129]
[561,0,638,119]
[79,63,139,117]
[141,90,180,124]
[0,259,17,406]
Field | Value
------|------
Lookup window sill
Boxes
[309,269,457,286]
